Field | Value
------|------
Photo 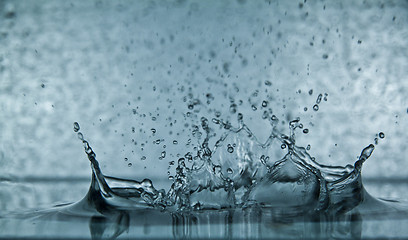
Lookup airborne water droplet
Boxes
[313,104,319,111]
[73,122,80,132]
[229,103,237,113]
[316,94,323,104]
[128,163,132,167]
[227,168,233,174]
[227,144,234,153]
[379,132,385,139]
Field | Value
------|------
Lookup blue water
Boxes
[1,0,408,239]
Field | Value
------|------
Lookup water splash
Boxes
[70,113,378,216]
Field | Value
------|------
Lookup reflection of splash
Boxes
[4,178,407,239]
[170,208,363,239]
[89,213,129,240]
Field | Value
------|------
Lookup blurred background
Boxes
[0,0,407,212]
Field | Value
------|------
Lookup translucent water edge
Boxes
[2,117,407,239]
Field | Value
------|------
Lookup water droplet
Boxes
[238,113,244,121]
[141,156,146,161]
[128,163,132,167]
[151,128,156,134]
[251,105,257,111]
[124,158,128,161]
[73,122,80,132]
[379,132,385,139]
[161,151,166,158]
[306,144,311,150]
[281,144,286,149]
[303,129,309,134]
[316,94,322,104]
[262,101,268,107]
[227,144,234,153]
[229,103,237,113]
[227,168,233,174]
[313,104,319,111]
[173,140,178,144]
[304,107,308,112]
